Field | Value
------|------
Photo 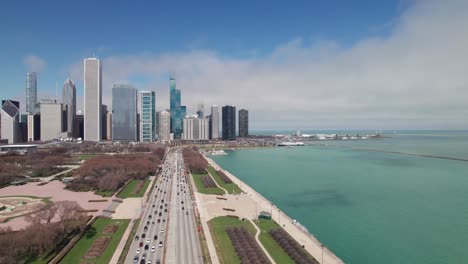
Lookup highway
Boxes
[125,149,202,264]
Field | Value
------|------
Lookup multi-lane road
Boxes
[125,149,202,264]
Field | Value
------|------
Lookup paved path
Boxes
[206,170,228,194]
[250,219,276,264]
[109,219,137,264]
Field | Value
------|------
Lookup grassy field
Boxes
[254,219,296,264]
[208,216,257,264]
[117,179,151,198]
[207,166,243,194]
[60,218,129,264]
[192,173,225,195]
[95,190,115,197]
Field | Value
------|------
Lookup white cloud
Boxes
[23,55,47,73]
[68,0,468,129]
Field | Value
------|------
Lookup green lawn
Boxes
[208,216,257,264]
[60,218,130,264]
[207,167,243,194]
[192,173,225,195]
[117,179,151,198]
[95,190,115,197]
[254,219,296,264]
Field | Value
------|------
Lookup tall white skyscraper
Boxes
[26,72,38,114]
[158,110,171,142]
[139,91,156,142]
[210,105,219,139]
[183,115,210,140]
[62,78,76,137]
[84,58,102,142]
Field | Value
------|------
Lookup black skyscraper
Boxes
[238,109,249,137]
[222,105,236,141]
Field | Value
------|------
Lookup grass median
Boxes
[254,219,296,264]
[207,166,243,194]
[60,217,130,264]
[192,173,225,195]
[208,216,257,264]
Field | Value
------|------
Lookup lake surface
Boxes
[212,131,468,264]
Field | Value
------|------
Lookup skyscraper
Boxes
[101,105,108,140]
[1,100,20,144]
[84,58,102,141]
[222,105,236,141]
[210,105,220,139]
[112,84,137,141]
[169,76,186,139]
[197,104,204,118]
[26,72,38,114]
[62,78,76,137]
[140,91,156,142]
[158,110,171,142]
[183,115,210,140]
[239,109,249,138]
[106,111,112,141]
[40,99,67,141]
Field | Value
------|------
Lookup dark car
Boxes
[164,208,167,212]
[135,235,139,240]
[142,253,147,260]
[156,259,161,264]
[157,219,161,223]
[133,256,139,263]
[152,204,155,207]
[159,212,162,216]
[154,235,158,240]
[144,244,149,250]
[139,242,143,247]
[182,207,184,210]
[186,211,189,215]
[142,233,146,238]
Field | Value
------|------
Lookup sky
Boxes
[1,0,467,130]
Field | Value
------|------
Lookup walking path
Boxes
[206,157,345,264]
[250,219,276,264]
[206,170,228,194]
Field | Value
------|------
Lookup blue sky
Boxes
[1,0,467,129]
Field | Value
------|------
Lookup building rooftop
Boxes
[1,100,19,117]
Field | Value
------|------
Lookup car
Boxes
[182,207,184,210]
[149,215,152,218]
[181,201,184,204]
[160,205,163,209]
[136,248,141,254]
[163,219,166,223]
[152,221,155,224]
[151,246,155,252]
[154,210,157,214]
[144,244,149,250]
[139,242,143,247]
[160,228,165,233]
[159,212,162,216]
[157,219,161,223]
[140,259,145,264]
[154,235,158,240]
[177,192,179,195]
[142,253,147,260]
[142,233,146,238]
[186,211,189,215]
[147,261,152,264]
[135,235,139,240]
[152,204,155,207]
[146,239,150,244]
[159,241,163,247]
[146,221,150,225]
[156,259,161,264]
[133,256,139,263]
[164,209,167,212]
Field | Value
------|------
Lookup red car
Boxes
[139,242,143,247]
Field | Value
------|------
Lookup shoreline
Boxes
[204,155,345,264]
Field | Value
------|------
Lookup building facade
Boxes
[169,76,186,139]
[27,114,41,142]
[112,84,137,141]
[140,91,156,142]
[238,109,249,138]
[40,100,67,141]
[158,110,171,142]
[106,111,112,141]
[210,105,220,139]
[1,100,20,144]
[84,58,102,142]
[183,115,209,140]
[26,72,38,114]
[62,78,76,137]
[222,105,236,141]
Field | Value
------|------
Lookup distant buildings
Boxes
[183,115,209,140]
[169,76,186,139]
[74,114,84,139]
[101,105,108,140]
[210,105,219,139]
[84,58,102,142]
[1,100,20,144]
[140,91,156,142]
[40,99,67,141]
[27,114,40,141]
[26,72,38,114]
[197,104,204,118]
[106,111,112,140]
[238,109,249,137]
[112,84,137,141]
[62,78,76,137]
[158,110,171,142]
[222,105,236,141]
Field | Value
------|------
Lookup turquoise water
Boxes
[212,131,468,264]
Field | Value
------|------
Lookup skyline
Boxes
[1,0,468,129]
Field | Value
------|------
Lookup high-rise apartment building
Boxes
[1,100,20,144]
[169,76,186,139]
[40,99,67,141]
[222,105,236,141]
[84,58,102,142]
[238,109,249,138]
[62,78,76,137]
[106,111,112,141]
[112,84,137,141]
[158,110,171,142]
[183,115,209,140]
[26,72,38,114]
[140,91,156,142]
[27,114,41,142]
[101,105,108,140]
[210,105,220,139]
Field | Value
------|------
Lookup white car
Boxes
[146,239,150,244]
[160,228,165,233]
[151,246,155,252]
[159,241,163,247]
[136,248,141,254]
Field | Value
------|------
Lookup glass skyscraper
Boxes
[238,109,249,137]
[222,105,236,141]
[62,78,76,136]
[140,91,156,142]
[26,72,38,114]
[112,84,137,141]
[169,76,186,139]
